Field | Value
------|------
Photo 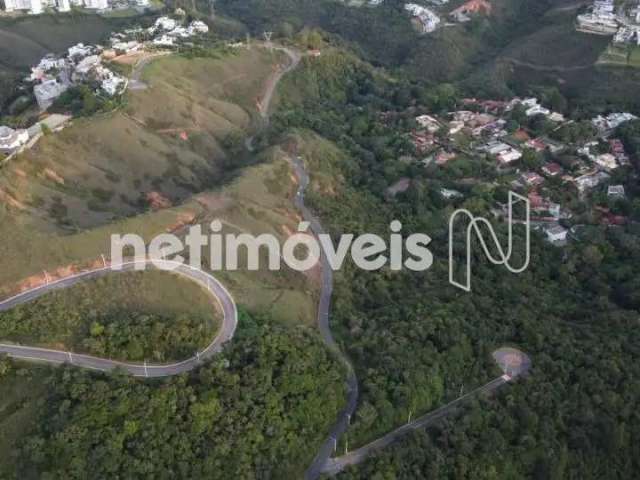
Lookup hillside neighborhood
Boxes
[396,96,638,246]
[1,0,149,15]
[0,15,209,160]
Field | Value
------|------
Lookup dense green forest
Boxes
[0,310,345,479]
[0,271,219,362]
[266,46,640,474]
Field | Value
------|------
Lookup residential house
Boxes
[3,0,43,14]
[0,126,29,153]
[545,224,568,244]
[521,172,544,187]
[415,114,441,133]
[575,171,610,193]
[592,112,638,133]
[34,78,68,111]
[440,188,463,199]
[482,140,510,155]
[541,162,563,177]
[607,184,626,199]
[594,153,618,170]
[405,3,441,33]
[497,147,523,165]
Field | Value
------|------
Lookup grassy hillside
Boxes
[0,46,316,326]
[0,48,281,232]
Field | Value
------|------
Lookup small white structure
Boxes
[497,147,523,165]
[4,0,43,14]
[607,185,626,198]
[188,20,209,35]
[526,105,551,117]
[440,188,463,199]
[57,0,70,11]
[68,43,93,60]
[111,40,141,54]
[592,112,638,132]
[73,54,101,79]
[405,3,440,33]
[575,171,610,193]
[83,0,108,9]
[482,140,510,155]
[415,114,441,133]
[154,16,178,32]
[545,224,568,244]
[0,126,29,153]
[152,34,176,47]
[594,153,618,170]
[448,120,465,135]
[34,79,68,111]
[29,56,67,81]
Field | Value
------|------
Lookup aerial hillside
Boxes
[0,46,315,326]
[0,48,282,232]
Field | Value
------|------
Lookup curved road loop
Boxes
[0,259,238,378]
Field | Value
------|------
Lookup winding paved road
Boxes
[0,259,237,377]
[290,156,361,480]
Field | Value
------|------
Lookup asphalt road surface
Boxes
[0,259,238,377]
[289,156,360,480]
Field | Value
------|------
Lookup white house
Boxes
[101,75,126,96]
[545,224,568,244]
[83,0,108,9]
[440,188,463,199]
[73,54,101,79]
[152,34,176,47]
[188,20,209,34]
[0,126,29,153]
[68,43,94,60]
[154,16,178,31]
[497,147,523,165]
[594,153,618,170]
[404,3,440,33]
[526,105,551,117]
[415,114,441,133]
[34,79,68,111]
[607,185,625,198]
[575,171,610,193]
[482,140,510,155]
[29,56,67,81]
[3,0,43,14]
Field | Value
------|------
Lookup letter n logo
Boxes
[449,191,530,292]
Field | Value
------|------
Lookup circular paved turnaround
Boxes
[493,347,531,378]
[0,259,238,377]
